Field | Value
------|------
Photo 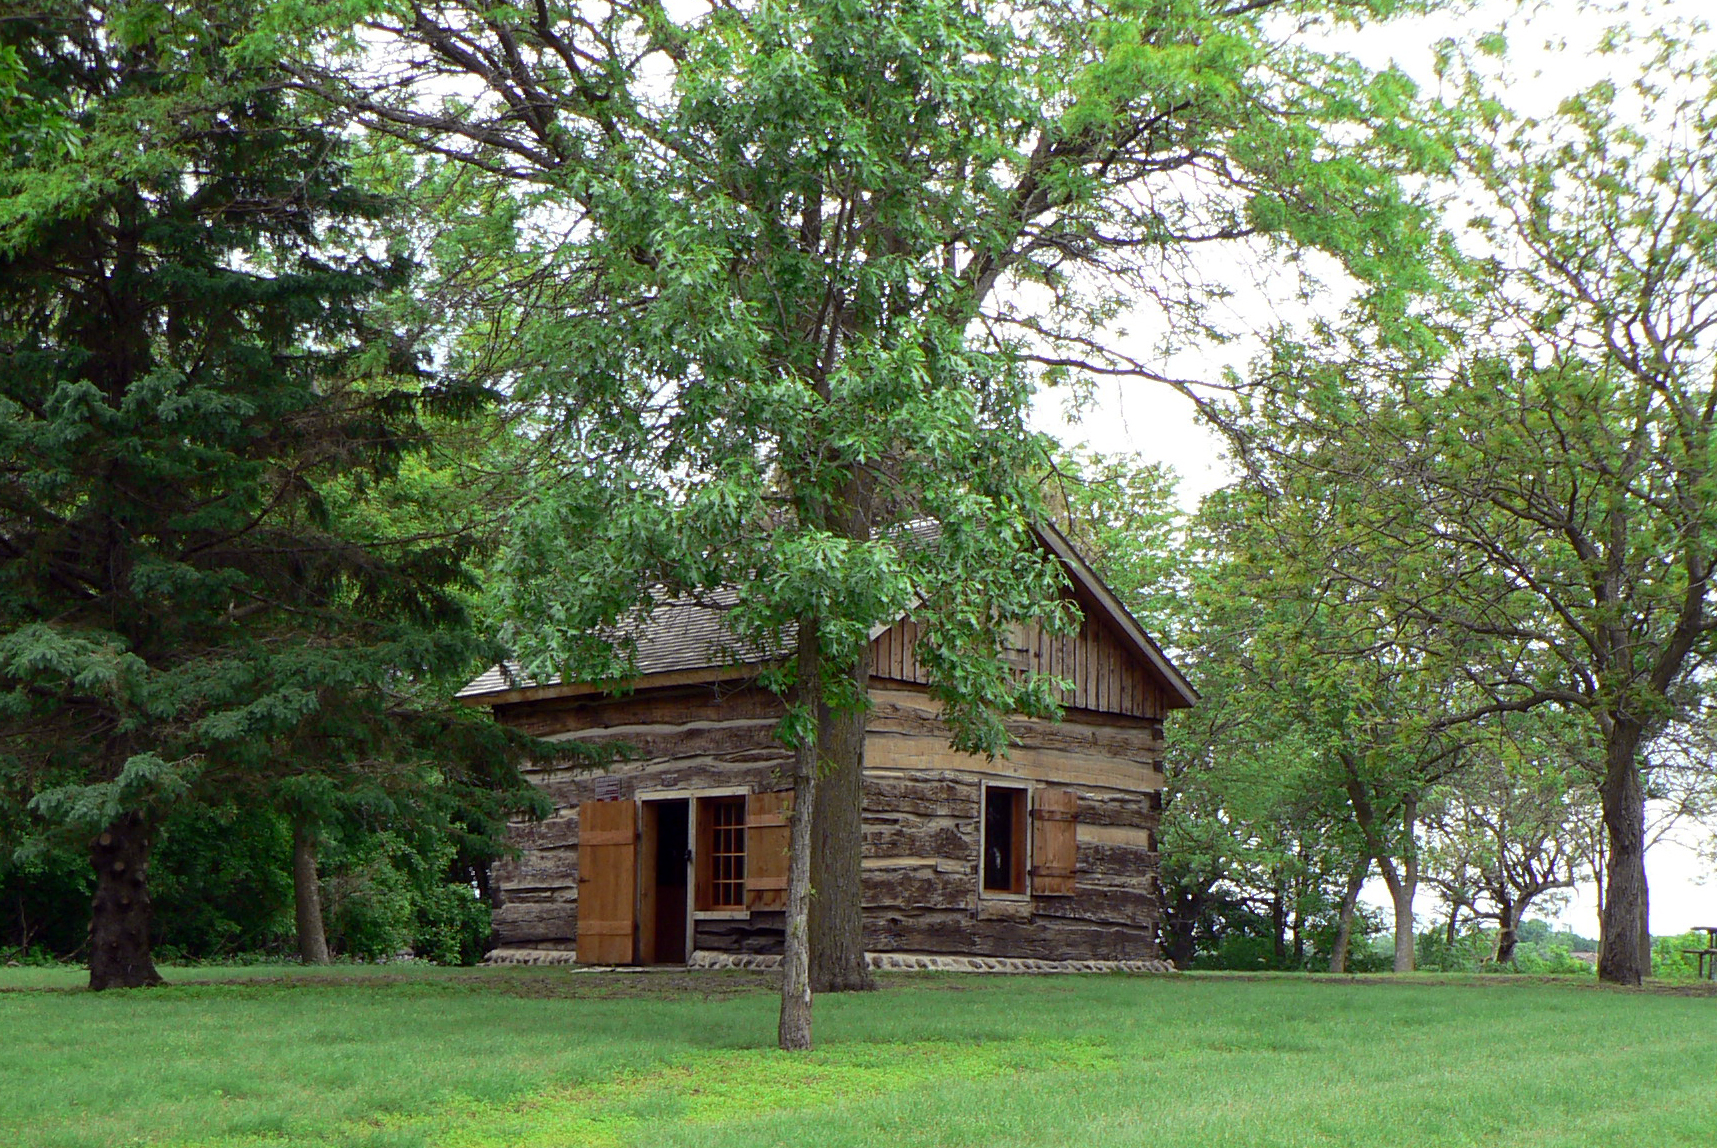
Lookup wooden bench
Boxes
[1681,948,1717,979]
[1688,928,1717,980]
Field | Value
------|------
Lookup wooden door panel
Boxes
[576,799,638,965]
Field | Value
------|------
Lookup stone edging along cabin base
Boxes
[484,947,1176,975]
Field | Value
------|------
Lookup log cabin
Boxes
[461,523,1196,971]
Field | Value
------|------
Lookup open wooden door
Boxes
[576,799,638,964]
[639,799,690,964]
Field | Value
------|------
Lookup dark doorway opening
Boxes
[641,799,690,964]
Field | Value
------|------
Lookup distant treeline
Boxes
[3,802,500,966]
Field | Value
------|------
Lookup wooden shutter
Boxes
[576,799,637,965]
[745,790,793,911]
[1030,787,1078,896]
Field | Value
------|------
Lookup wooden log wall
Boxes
[869,594,1171,720]
[487,684,793,950]
[487,682,1166,962]
[857,687,1164,962]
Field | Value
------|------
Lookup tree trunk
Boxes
[807,474,875,993]
[1376,858,1417,973]
[293,818,331,966]
[1291,893,1306,969]
[779,622,821,1052]
[1163,888,1203,970]
[15,891,31,952]
[1494,898,1521,965]
[88,811,164,991]
[809,643,874,993]
[472,858,495,906]
[1290,844,1308,968]
[1597,722,1648,986]
[1348,776,1417,973]
[1329,859,1368,974]
[1585,815,1608,956]
[1639,870,1652,976]
[1269,877,1287,969]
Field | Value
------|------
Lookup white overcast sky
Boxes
[1028,0,1717,938]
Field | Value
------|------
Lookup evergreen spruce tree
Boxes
[0,1,546,988]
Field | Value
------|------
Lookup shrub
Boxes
[1415,928,1495,972]
[412,882,492,966]
[1343,937,1395,973]
[321,830,492,965]
[152,804,296,959]
[323,842,418,961]
[1187,934,1279,971]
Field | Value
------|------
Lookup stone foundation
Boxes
[689,949,1175,974]
[484,947,1174,974]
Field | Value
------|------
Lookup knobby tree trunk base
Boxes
[88,812,164,991]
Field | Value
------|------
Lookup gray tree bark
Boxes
[293,818,331,966]
[1493,898,1521,965]
[779,622,821,1051]
[806,474,877,993]
[1329,858,1368,973]
[1597,721,1649,985]
[1346,775,1418,973]
[810,644,874,992]
[1378,860,1417,973]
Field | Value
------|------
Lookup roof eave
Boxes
[456,662,768,707]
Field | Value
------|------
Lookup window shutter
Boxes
[745,790,793,910]
[1030,787,1078,896]
[576,799,638,964]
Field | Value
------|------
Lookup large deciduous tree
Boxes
[0,1,546,988]
[1421,722,1595,965]
[1058,454,1437,973]
[1218,29,1717,984]
[1203,483,1492,972]
[279,0,1441,1043]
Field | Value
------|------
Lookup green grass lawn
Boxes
[4,965,1714,1148]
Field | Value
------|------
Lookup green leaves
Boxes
[294,0,1447,753]
[0,626,148,702]
[0,4,568,918]
[29,753,202,839]
[1167,24,1717,973]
